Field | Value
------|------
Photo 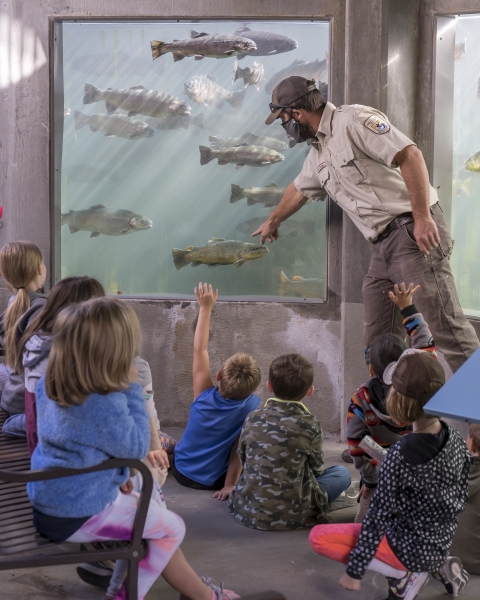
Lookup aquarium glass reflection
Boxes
[54,20,329,300]
[451,16,480,317]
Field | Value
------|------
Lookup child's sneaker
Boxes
[329,481,360,511]
[386,571,429,599]
[432,556,469,598]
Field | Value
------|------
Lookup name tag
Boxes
[317,162,327,173]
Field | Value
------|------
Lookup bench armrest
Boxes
[0,459,154,551]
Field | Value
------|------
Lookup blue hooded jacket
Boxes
[27,377,149,518]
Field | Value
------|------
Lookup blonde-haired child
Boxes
[0,241,47,436]
[27,297,238,600]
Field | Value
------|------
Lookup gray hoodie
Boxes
[0,293,47,414]
[23,334,52,394]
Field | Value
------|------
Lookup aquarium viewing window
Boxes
[433,14,480,318]
[52,19,329,301]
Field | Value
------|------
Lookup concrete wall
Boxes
[2,0,478,432]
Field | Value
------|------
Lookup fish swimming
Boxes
[74,111,154,139]
[232,60,264,89]
[278,271,324,298]
[236,216,314,237]
[172,238,268,269]
[233,25,298,60]
[210,133,288,152]
[465,151,480,173]
[145,113,204,131]
[200,145,284,168]
[230,182,286,207]
[184,75,245,110]
[83,83,191,118]
[61,205,153,238]
[265,57,329,95]
[230,182,321,206]
[151,31,256,62]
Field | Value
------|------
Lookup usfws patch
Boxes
[364,115,390,134]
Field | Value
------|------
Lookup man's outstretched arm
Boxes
[251,181,307,244]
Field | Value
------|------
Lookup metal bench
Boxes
[0,408,153,600]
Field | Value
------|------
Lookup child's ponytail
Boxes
[0,241,43,367]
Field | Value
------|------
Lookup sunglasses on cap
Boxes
[268,103,293,114]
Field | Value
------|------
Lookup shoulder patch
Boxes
[364,114,390,135]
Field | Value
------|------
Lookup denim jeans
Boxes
[2,413,27,438]
[316,465,352,504]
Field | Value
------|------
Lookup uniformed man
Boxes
[253,76,479,373]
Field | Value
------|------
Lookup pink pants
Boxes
[68,486,185,600]
[309,523,406,571]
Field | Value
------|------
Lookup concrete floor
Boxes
[1,430,479,600]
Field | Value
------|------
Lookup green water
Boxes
[452,16,480,317]
[56,20,329,300]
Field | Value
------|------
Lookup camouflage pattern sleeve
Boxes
[308,427,324,478]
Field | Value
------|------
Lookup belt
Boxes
[372,212,414,244]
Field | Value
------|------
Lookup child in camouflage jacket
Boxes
[229,354,352,531]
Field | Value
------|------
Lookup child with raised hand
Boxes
[347,282,436,522]
[28,297,238,600]
[229,353,352,530]
[172,282,262,500]
[310,350,470,600]
[0,241,47,436]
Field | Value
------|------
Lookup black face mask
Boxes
[281,117,310,148]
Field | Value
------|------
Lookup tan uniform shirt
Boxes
[293,102,439,242]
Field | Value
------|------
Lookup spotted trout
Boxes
[151,31,256,62]
[232,59,264,89]
[172,238,268,269]
[200,144,284,168]
[230,182,324,206]
[185,75,245,110]
[210,133,288,152]
[83,83,191,118]
[278,271,324,298]
[61,205,153,238]
[74,111,154,139]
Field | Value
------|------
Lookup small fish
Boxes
[232,59,264,90]
[233,26,298,60]
[453,177,472,197]
[455,39,466,64]
[145,113,203,131]
[61,204,153,238]
[172,238,268,269]
[465,151,480,173]
[236,216,314,237]
[265,56,329,95]
[74,111,154,139]
[151,31,256,62]
[278,271,324,298]
[83,83,191,118]
[185,75,245,110]
[200,144,284,168]
[64,106,71,117]
[210,133,288,152]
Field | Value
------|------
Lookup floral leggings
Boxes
[67,484,185,600]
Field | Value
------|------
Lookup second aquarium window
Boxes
[55,20,329,300]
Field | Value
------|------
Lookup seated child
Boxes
[229,353,352,530]
[450,424,480,576]
[0,241,47,436]
[172,283,262,499]
[28,297,238,600]
[17,276,105,454]
[347,282,436,522]
[309,351,470,600]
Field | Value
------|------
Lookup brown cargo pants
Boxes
[363,203,479,373]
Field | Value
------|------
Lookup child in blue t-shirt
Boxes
[172,283,262,500]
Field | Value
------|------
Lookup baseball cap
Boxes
[391,352,445,403]
[265,76,318,125]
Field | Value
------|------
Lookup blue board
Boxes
[424,348,480,423]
